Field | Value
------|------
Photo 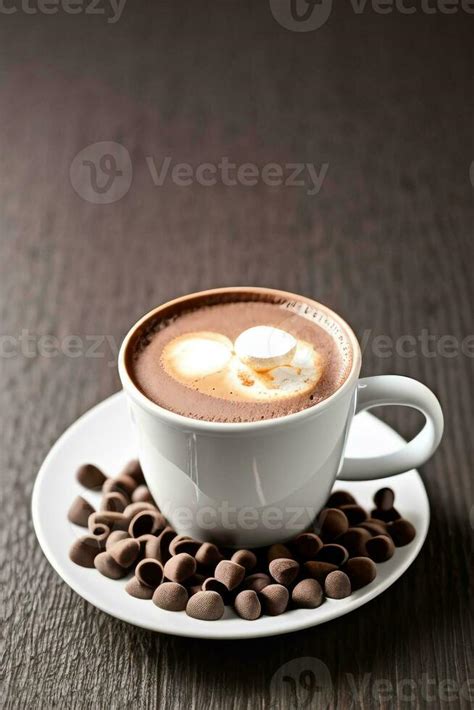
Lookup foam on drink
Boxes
[161,326,324,403]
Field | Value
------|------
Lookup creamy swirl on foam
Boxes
[161,326,324,403]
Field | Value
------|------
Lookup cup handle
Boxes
[338,375,444,480]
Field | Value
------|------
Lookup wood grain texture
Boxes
[0,2,472,708]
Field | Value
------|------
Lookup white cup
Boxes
[118,287,443,548]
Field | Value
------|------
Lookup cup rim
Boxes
[118,287,362,432]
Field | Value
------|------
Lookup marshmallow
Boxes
[162,329,323,403]
[163,332,233,380]
[234,326,297,371]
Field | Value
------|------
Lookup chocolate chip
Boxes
[163,553,197,583]
[100,492,128,513]
[128,510,166,538]
[366,535,395,562]
[88,523,110,549]
[137,534,158,559]
[387,518,416,546]
[234,590,261,620]
[303,561,338,585]
[131,485,154,504]
[269,558,300,586]
[76,463,107,490]
[259,584,289,616]
[103,474,136,497]
[136,558,164,588]
[169,535,201,557]
[68,496,95,527]
[357,519,387,537]
[195,542,224,568]
[339,504,368,526]
[267,543,293,563]
[231,549,257,573]
[324,571,351,599]
[326,490,356,508]
[125,576,154,599]
[153,526,178,564]
[292,578,323,609]
[371,507,401,523]
[317,508,349,542]
[214,560,246,591]
[69,535,103,567]
[202,577,231,604]
[121,459,145,484]
[153,582,188,611]
[105,530,129,551]
[94,551,127,579]
[186,591,225,620]
[89,511,129,533]
[315,544,349,566]
[337,528,371,558]
[241,573,272,593]
[344,557,377,590]
[292,532,323,560]
[109,538,140,567]
[373,487,395,511]
[123,502,157,519]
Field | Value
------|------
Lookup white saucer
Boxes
[32,392,429,640]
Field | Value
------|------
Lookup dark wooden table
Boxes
[1,2,472,708]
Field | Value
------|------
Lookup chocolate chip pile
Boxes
[68,460,416,621]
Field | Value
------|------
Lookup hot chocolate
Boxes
[127,289,353,422]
